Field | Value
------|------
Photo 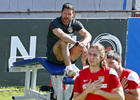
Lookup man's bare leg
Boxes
[70,41,89,67]
[70,46,82,62]
[53,40,76,77]
[53,40,71,66]
[60,41,71,66]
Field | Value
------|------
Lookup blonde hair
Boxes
[89,43,106,68]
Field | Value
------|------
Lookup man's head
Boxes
[88,43,106,68]
[61,3,75,25]
[106,50,122,71]
[62,3,75,12]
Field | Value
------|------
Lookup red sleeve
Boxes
[127,72,140,89]
[128,80,140,89]
[110,74,121,89]
[74,76,81,93]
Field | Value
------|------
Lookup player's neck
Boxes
[89,65,100,73]
[62,21,69,25]
[117,66,123,77]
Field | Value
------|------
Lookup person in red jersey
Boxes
[73,43,125,100]
[106,50,140,100]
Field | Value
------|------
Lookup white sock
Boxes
[66,65,73,70]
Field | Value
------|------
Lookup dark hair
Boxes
[89,43,106,68]
[62,3,75,12]
[107,50,121,61]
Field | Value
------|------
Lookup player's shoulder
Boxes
[51,17,61,24]
[102,66,112,72]
[123,68,138,77]
[124,68,135,73]
[124,69,140,83]
[79,67,89,75]
[71,18,82,25]
[103,67,119,77]
[71,18,77,23]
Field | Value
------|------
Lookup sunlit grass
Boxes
[0,86,73,100]
[0,86,39,100]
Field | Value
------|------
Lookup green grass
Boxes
[0,86,73,100]
[0,86,39,100]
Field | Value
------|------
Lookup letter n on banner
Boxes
[9,36,37,66]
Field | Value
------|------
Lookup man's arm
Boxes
[53,28,87,52]
[93,87,125,100]
[74,91,89,100]
[53,28,76,44]
[121,74,140,100]
[78,28,92,46]
[78,28,92,67]
[124,89,140,100]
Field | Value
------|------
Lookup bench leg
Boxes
[24,66,31,96]
[51,75,64,100]
[57,76,63,100]
[63,85,74,100]
[31,67,37,90]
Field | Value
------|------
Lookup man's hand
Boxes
[77,42,87,51]
[84,79,101,94]
[121,77,128,89]
[80,40,88,47]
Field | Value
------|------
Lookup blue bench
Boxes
[9,57,75,100]
[13,57,65,75]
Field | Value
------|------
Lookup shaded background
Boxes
[0,18,127,86]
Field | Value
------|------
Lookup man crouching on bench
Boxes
[46,3,91,77]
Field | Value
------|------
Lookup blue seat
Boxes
[63,76,74,84]
[13,57,65,75]
[13,57,75,83]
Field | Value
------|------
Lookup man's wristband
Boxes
[75,41,79,46]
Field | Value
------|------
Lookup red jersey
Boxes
[74,67,121,100]
[120,68,140,93]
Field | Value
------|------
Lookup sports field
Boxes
[0,86,36,100]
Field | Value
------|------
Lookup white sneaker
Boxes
[65,69,76,77]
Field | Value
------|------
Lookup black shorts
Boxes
[47,48,64,65]
[47,48,76,65]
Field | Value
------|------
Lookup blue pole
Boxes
[123,0,127,10]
